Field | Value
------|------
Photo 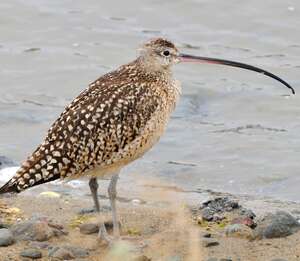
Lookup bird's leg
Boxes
[89,178,111,243]
[89,177,100,212]
[108,173,120,238]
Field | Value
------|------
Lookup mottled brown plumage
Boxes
[0,38,181,193]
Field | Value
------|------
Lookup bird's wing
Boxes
[0,66,163,193]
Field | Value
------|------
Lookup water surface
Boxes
[0,0,300,201]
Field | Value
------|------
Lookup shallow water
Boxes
[0,0,300,202]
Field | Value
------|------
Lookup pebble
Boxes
[79,223,99,234]
[271,259,288,261]
[201,238,219,247]
[39,191,61,198]
[20,248,42,259]
[225,224,254,239]
[0,228,14,246]
[255,211,300,239]
[134,255,152,261]
[28,241,49,249]
[49,247,74,260]
[206,258,218,261]
[49,245,89,259]
[231,217,256,228]
[201,232,212,238]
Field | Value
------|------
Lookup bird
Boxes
[0,38,295,243]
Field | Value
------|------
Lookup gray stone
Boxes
[201,208,214,221]
[49,245,89,259]
[202,238,219,247]
[28,241,49,249]
[255,211,300,239]
[79,223,99,234]
[0,228,14,246]
[220,259,233,261]
[63,245,89,258]
[49,247,74,260]
[225,224,254,239]
[20,248,42,259]
[206,258,218,261]
[12,220,54,241]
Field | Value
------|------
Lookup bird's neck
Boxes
[135,56,173,81]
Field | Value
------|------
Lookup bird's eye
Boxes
[163,50,170,57]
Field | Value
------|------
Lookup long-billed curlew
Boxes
[0,38,295,242]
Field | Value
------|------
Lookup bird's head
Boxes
[138,38,295,94]
[139,38,180,71]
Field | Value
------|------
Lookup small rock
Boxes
[20,248,42,259]
[231,217,256,228]
[225,224,254,239]
[49,247,74,260]
[79,223,99,234]
[0,228,14,246]
[206,258,218,261]
[134,255,152,261]
[63,245,89,258]
[202,238,219,248]
[220,259,233,261]
[49,245,89,259]
[271,259,288,261]
[39,191,60,198]
[255,211,300,239]
[24,47,41,52]
[201,232,211,238]
[201,208,214,221]
[28,241,49,249]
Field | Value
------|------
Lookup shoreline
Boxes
[0,176,299,261]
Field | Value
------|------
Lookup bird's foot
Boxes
[98,224,113,245]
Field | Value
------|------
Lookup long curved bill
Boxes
[179,54,295,94]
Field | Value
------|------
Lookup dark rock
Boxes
[20,248,42,259]
[220,259,233,261]
[202,238,219,247]
[0,228,14,246]
[255,211,300,239]
[200,197,239,212]
[12,220,54,241]
[199,197,255,223]
[225,224,253,239]
[206,258,218,261]
[79,223,99,234]
[201,232,212,238]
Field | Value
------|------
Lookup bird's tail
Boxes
[0,145,63,194]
